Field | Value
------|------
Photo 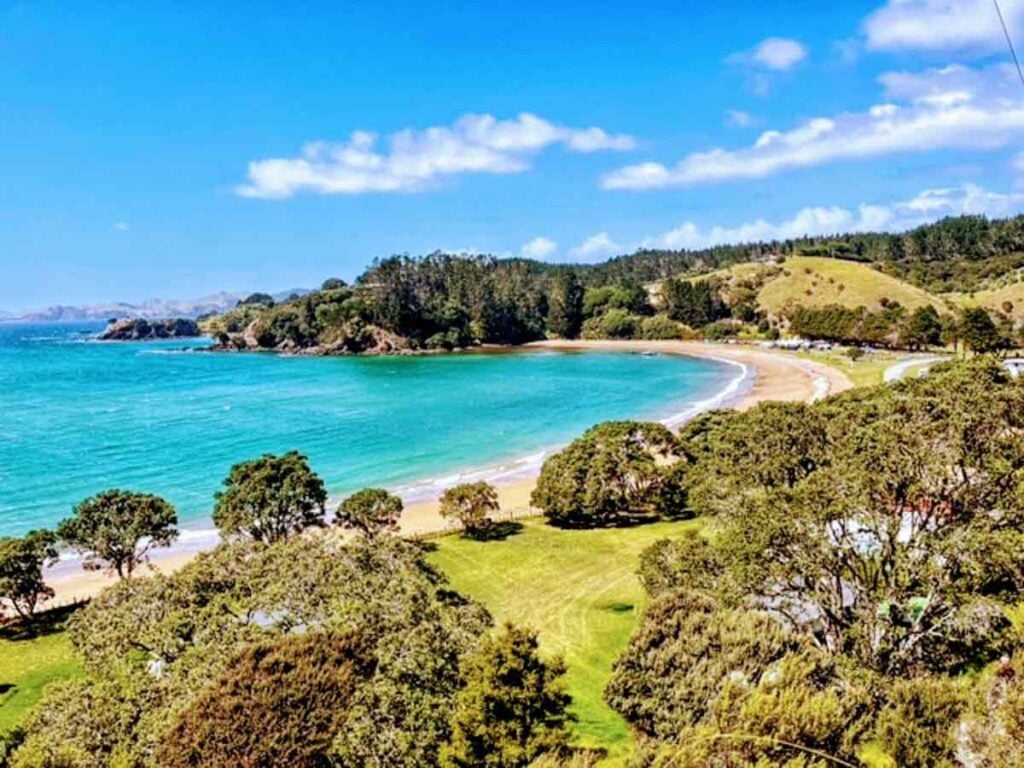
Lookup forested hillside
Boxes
[202,215,1024,355]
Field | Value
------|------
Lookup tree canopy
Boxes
[531,421,686,527]
[439,482,500,538]
[336,487,403,539]
[212,451,327,542]
[441,624,572,768]
[606,359,1024,766]
[0,530,58,620]
[57,490,177,579]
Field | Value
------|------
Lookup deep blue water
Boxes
[0,323,739,537]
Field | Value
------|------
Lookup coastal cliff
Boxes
[99,317,201,341]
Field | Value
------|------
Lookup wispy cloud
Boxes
[726,109,755,127]
[568,232,625,261]
[237,112,637,199]
[603,63,1024,190]
[864,0,1024,53]
[112,221,130,233]
[729,37,808,71]
[520,236,558,259]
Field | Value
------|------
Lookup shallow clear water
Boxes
[0,323,738,537]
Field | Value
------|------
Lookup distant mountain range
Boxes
[0,289,309,323]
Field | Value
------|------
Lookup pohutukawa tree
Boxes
[531,421,685,528]
[212,451,327,542]
[58,490,177,579]
[336,487,403,539]
[439,482,500,538]
[0,529,59,621]
[442,623,573,768]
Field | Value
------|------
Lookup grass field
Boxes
[0,612,81,733]
[428,516,699,764]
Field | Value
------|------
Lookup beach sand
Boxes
[45,341,852,604]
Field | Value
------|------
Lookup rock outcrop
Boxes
[98,318,201,341]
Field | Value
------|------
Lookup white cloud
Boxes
[112,222,130,232]
[520,236,558,259]
[633,183,1024,250]
[864,0,1024,53]
[726,109,754,127]
[603,63,1024,190]
[237,112,636,199]
[752,37,808,70]
[730,37,808,70]
[568,232,625,261]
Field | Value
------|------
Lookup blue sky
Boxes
[4,0,1024,310]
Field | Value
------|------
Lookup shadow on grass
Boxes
[462,521,524,542]
[0,603,82,642]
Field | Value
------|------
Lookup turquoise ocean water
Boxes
[0,323,742,539]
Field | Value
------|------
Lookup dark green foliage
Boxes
[531,421,685,528]
[900,304,944,349]
[606,591,867,767]
[788,301,915,346]
[636,533,723,597]
[638,315,687,340]
[581,308,639,339]
[439,482,500,538]
[157,632,371,768]
[441,624,572,767]
[212,451,327,542]
[547,270,584,339]
[13,536,492,767]
[58,490,177,579]
[581,284,651,319]
[610,360,1024,765]
[0,531,58,620]
[662,279,728,328]
[239,292,275,307]
[336,488,403,539]
[959,306,1009,354]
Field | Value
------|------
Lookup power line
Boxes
[993,0,1024,89]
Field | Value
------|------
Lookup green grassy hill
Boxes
[951,278,1024,322]
[755,257,945,316]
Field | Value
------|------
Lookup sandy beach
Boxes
[44,341,852,604]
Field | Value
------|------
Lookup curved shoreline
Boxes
[43,341,852,604]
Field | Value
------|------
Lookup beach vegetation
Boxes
[439,482,500,538]
[57,491,177,580]
[212,451,327,542]
[606,359,1024,766]
[9,536,496,767]
[441,623,573,768]
[336,487,403,539]
[531,421,686,528]
[0,532,58,622]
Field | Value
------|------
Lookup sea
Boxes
[0,322,745,540]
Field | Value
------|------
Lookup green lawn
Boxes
[428,516,699,764]
[0,611,82,733]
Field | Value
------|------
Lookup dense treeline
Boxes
[576,214,1024,293]
[201,213,1024,356]
[600,359,1024,766]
